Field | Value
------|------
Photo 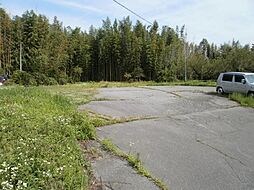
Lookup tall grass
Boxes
[229,93,254,107]
[72,80,216,87]
[0,87,95,189]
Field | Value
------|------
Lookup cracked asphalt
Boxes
[81,86,254,190]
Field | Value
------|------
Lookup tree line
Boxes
[0,8,254,85]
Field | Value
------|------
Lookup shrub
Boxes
[46,77,58,85]
[33,72,49,85]
[58,78,68,85]
[12,70,37,86]
[124,73,132,82]
[33,73,59,86]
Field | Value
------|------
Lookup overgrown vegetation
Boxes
[88,110,157,128]
[101,139,168,190]
[0,87,95,189]
[45,83,98,105]
[229,93,254,107]
[1,8,254,85]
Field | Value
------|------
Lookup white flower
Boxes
[12,167,18,170]
[2,162,7,167]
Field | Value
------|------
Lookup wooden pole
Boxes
[20,42,22,71]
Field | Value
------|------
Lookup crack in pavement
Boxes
[196,138,247,167]
[164,105,241,120]
[139,86,182,98]
[224,157,243,183]
[104,180,132,190]
[92,98,127,102]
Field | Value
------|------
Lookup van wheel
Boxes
[217,87,224,95]
[248,91,254,97]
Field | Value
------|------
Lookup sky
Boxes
[1,0,253,45]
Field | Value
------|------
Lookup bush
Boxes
[0,68,4,75]
[124,73,132,82]
[46,77,58,85]
[12,70,37,86]
[10,71,59,86]
[33,72,49,85]
[33,73,58,86]
[58,78,68,85]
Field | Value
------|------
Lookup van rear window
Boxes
[222,74,233,82]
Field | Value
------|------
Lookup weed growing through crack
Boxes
[101,139,169,190]
[87,111,158,128]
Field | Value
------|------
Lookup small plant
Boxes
[101,139,168,190]
[124,73,132,82]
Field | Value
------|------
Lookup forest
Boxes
[0,8,254,85]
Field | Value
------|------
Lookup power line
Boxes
[112,0,153,25]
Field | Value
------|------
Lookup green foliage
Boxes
[11,71,59,86]
[0,8,254,85]
[46,77,58,85]
[0,68,4,75]
[45,83,98,105]
[0,87,95,189]
[229,93,254,107]
[33,72,57,86]
[123,73,132,82]
[58,77,68,85]
[11,70,37,86]
[132,67,144,81]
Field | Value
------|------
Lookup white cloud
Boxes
[42,0,106,14]
[2,0,253,45]
[105,0,253,45]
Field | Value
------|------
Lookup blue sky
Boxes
[1,0,253,45]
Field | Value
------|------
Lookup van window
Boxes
[222,74,233,82]
[235,75,244,83]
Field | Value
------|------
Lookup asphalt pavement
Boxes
[81,86,254,190]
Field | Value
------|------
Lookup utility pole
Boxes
[19,42,22,71]
[184,29,188,82]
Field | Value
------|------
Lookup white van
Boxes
[216,72,254,96]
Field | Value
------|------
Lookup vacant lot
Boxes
[83,86,254,190]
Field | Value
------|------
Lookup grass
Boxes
[155,80,216,87]
[101,139,169,190]
[87,110,158,128]
[0,87,96,190]
[45,84,98,105]
[229,93,254,107]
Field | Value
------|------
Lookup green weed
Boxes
[229,93,254,107]
[0,87,95,190]
[45,84,98,105]
[101,139,169,190]
[87,111,157,128]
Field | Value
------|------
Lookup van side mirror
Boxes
[241,79,246,84]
